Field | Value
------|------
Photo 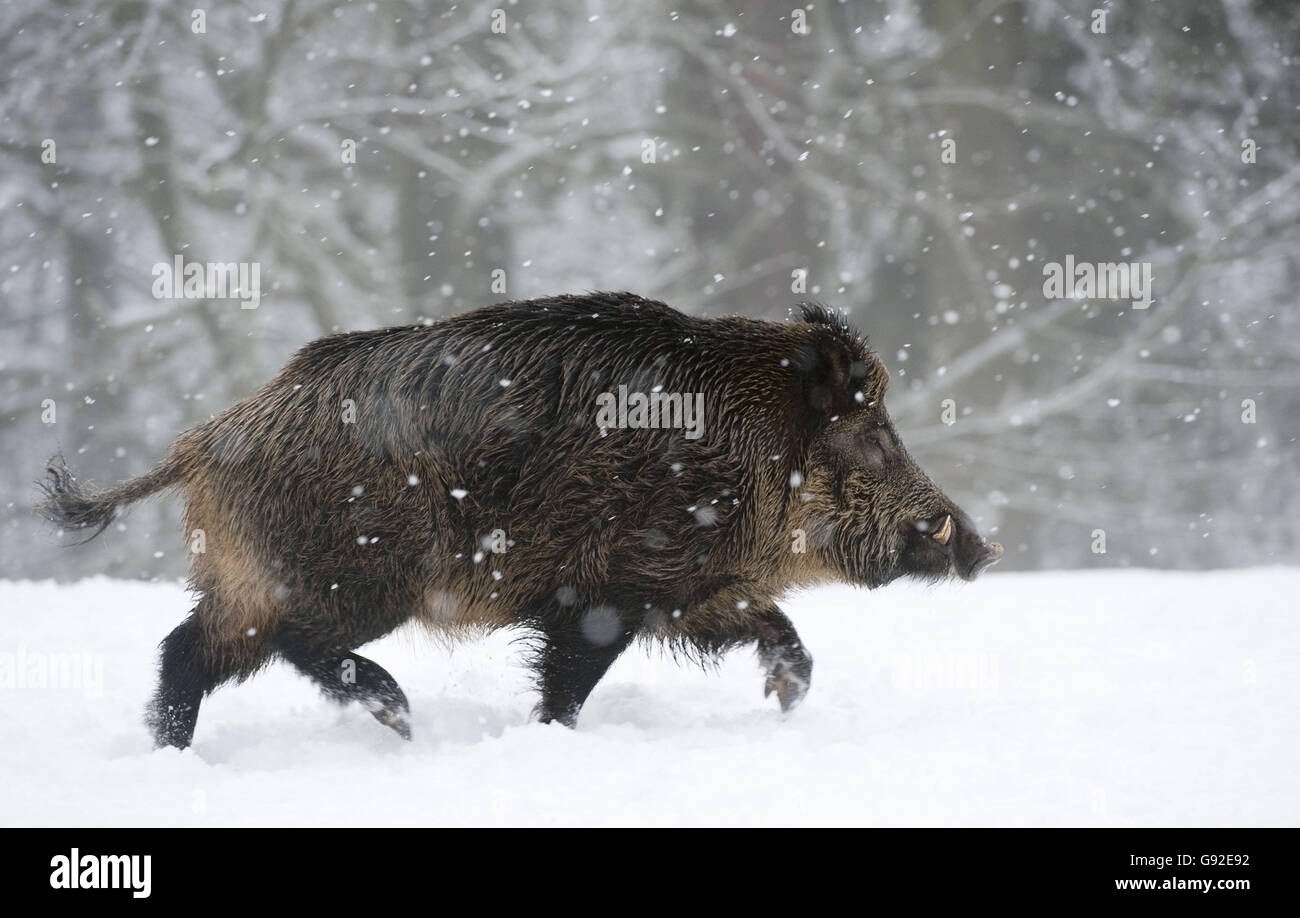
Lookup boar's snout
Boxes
[957,522,1004,580]
[900,508,1003,582]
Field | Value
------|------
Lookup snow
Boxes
[2,570,1296,827]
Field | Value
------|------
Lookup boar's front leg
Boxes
[751,606,814,713]
[685,603,813,713]
[530,609,637,728]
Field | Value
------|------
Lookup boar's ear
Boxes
[796,303,867,424]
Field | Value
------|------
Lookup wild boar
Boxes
[38,292,1002,748]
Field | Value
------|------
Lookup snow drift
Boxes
[1,570,1295,827]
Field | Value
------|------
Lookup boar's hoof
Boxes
[368,703,412,741]
[763,653,813,713]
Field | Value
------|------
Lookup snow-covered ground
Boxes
[1,570,1296,827]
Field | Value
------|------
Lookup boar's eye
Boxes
[860,425,892,468]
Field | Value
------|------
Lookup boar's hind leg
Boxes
[273,628,411,740]
[146,606,259,749]
[531,613,637,728]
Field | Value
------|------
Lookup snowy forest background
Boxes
[1,0,1297,580]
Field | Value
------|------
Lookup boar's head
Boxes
[792,305,1002,588]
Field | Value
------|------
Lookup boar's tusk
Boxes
[932,514,953,545]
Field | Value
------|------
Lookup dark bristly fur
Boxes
[37,292,1002,747]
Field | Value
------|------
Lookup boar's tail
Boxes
[36,451,184,544]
